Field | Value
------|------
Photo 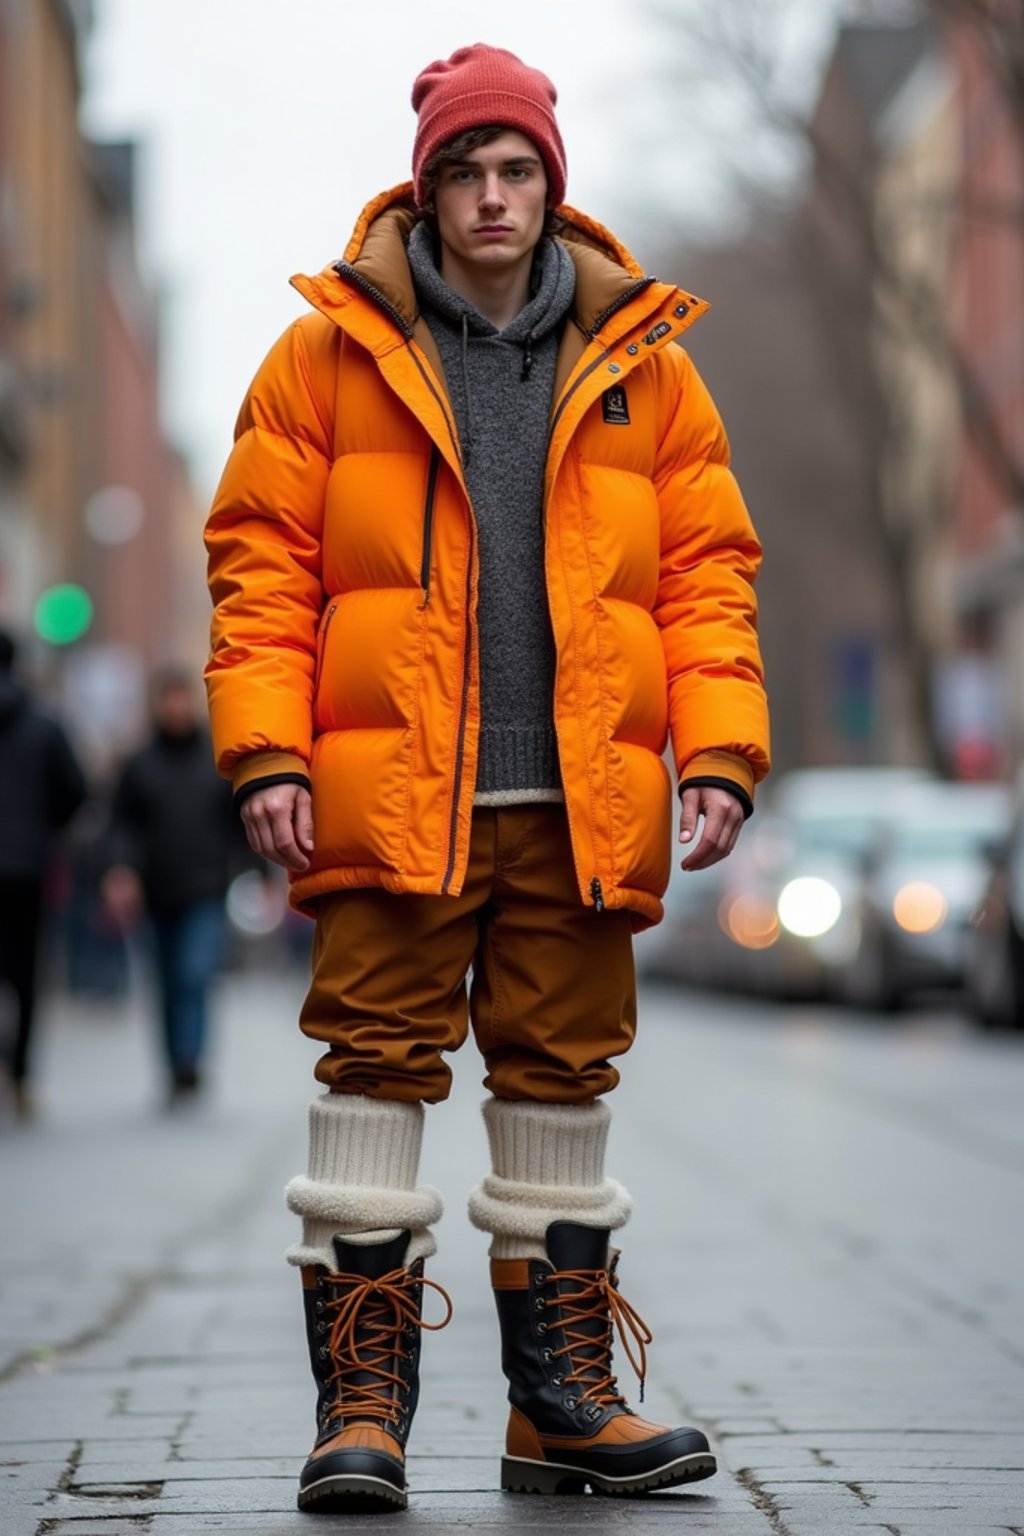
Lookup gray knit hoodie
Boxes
[407,222,577,802]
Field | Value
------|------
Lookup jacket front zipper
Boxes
[419,446,440,605]
[548,283,663,450]
[333,261,414,339]
[441,525,475,895]
[334,260,463,468]
[588,277,656,339]
[333,261,473,893]
[545,287,667,915]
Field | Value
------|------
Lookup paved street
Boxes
[2,960,1023,1534]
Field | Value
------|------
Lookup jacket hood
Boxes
[294,182,706,342]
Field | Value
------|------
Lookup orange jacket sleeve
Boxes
[204,318,333,779]
[652,347,771,796]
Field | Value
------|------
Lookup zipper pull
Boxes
[590,877,605,914]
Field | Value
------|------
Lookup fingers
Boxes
[241,784,313,872]
[295,788,314,854]
[680,790,744,872]
[679,787,702,845]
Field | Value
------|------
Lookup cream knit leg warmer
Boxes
[285,1093,442,1269]
[467,1098,632,1261]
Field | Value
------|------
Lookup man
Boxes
[205,44,770,1513]
[0,629,86,1119]
[103,669,246,1103]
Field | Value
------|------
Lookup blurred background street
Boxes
[3,0,1024,1528]
[1,971,1023,1532]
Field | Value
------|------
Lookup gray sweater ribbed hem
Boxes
[477,724,560,798]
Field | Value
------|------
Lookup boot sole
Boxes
[502,1450,717,1496]
[297,1472,407,1513]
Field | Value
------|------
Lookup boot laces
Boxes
[540,1267,653,1406]
[321,1265,453,1427]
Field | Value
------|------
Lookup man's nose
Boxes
[478,174,506,211]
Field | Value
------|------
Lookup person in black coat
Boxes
[103,667,251,1103]
[0,629,87,1118]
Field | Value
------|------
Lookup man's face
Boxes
[433,129,548,274]
[154,682,197,736]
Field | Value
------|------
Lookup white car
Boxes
[840,780,1013,1011]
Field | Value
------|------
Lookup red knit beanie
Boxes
[411,44,567,209]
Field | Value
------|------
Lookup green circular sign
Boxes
[34,584,94,645]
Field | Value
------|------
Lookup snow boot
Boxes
[297,1229,452,1513]
[492,1221,716,1496]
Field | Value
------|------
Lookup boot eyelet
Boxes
[315,1321,326,1335]
[564,1395,579,1411]
[542,1347,553,1362]
[536,1321,547,1335]
[317,1345,329,1360]
[551,1374,564,1388]
[534,1296,546,1312]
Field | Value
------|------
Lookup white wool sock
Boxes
[285,1092,442,1268]
[467,1097,632,1261]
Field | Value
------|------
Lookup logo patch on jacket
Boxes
[602,385,630,425]
[643,321,672,346]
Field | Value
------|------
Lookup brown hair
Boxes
[417,124,563,237]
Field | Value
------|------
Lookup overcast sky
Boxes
[80,0,841,499]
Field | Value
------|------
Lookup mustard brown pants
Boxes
[299,806,637,1104]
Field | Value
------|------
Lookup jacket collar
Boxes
[293,182,705,344]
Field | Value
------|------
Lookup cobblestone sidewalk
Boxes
[2,971,1023,1533]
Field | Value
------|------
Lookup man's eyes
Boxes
[449,167,533,183]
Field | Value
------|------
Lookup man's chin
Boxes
[463,241,531,269]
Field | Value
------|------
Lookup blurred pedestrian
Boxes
[102,667,246,1104]
[0,629,87,1119]
[205,43,771,1513]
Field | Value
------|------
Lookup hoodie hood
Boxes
[406,221,576,345]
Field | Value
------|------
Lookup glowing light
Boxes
[892,881,947,934]
[85,485,145,545]
[226,871,287,936]
[777,877,842,938]
[719,893,780,950]
[34,584,93,645]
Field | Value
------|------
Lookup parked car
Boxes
[839,780,1013,1012]
[639,766,935,999]
[964,795,1024,1031]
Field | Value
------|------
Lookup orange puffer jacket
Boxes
[205,186,770,928]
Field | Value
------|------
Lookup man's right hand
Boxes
[239,783,314,872]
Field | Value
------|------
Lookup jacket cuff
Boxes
[232,751,311,810]
[678,750,756,820]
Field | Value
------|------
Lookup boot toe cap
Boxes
[299,1444,406,1501]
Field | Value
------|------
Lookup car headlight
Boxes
[777,877,842,938]
[892,881,947,934]
[718,893,780,950]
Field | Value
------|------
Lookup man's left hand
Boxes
[679,786,745,872]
